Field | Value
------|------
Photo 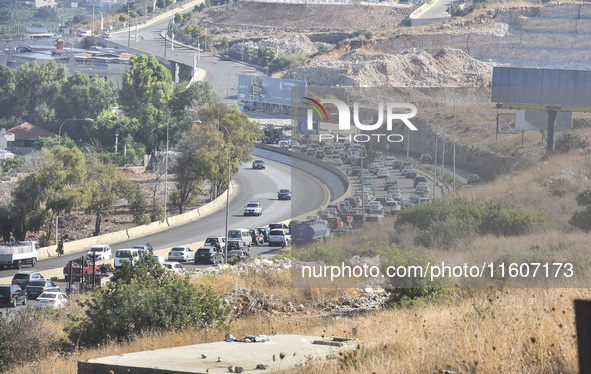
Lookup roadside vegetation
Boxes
[0,55,261,244]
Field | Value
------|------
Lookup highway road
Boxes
[108,7,261,102]
[0,157,325,280]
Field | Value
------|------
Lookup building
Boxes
[3,37,132,88]
[6,122,55,149]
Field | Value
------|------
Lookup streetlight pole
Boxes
[217,124,231,264]
[164,109,196,224]
[58,118,94,147]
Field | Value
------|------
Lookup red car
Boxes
[63,259,100,282]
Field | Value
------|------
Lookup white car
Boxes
[162,261,186,273]
[152,255,165,265]
[167,246,195,262]
[384,157,396,167]
[268,229,291,247]
[86,244,112,261]
[377,168,390,178]
[34,292,68,308]
[244,201,263,216]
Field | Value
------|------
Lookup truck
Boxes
[0,241,39,269]
[263,125,283,144]
[291,221,330,244]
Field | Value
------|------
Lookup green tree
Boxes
[65,251,229,348]
[168,81,217,115]
[170,125,222,214]
[126,182,149,224]
[84,157,125,236]
[53,73,115,136]
[0,65,16,125]
[119,55,174,159]
[13,61,67,126]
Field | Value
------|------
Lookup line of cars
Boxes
[0,271,68,309]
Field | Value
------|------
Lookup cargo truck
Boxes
[0,241,39,269]
[291,221,330,244]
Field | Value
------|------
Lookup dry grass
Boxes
[8,287,588,374]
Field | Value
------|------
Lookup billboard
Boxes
[238,75,306,106]
[492,67,591,107]
[515,110,572,132]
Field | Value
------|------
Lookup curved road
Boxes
[0,157,325,279]
[109,7,261,102]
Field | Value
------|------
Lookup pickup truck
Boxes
[0,241,39,269]
[63,259,100,282]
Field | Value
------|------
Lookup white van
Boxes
[114,248,140,269]
[227,229,252,246]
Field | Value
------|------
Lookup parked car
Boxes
[226,240,249,252]
[114,249,140,269]
[86,244,112,261]
[132,245,150,253]
[34,292,68,308]
[204,236,225,251]
[268,229,291,247]
[244,201,263,216]
[11,271,44,290]
[227,250,250,265]
[162,261,186,273]
[277,189,292,200]
[0,284,27,307]
[63,259,99,282]
[194,246,223,265]
[252,160,266,169]
[467,174,481,185]
[167,246,195,262]
[25,279,60,300]
[249,229,265,245]
[255,226,270,243]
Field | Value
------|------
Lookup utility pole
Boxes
[452,98,456,198]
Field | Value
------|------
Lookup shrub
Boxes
[0,319,10,372]
[573,117,591,129]
[268,53,307,74]
[555,131,587,153]
[65,252,229,348]
[569,190,591,232]
[381,246,450,307]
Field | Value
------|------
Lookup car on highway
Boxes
[244,201,263,216]
[114,249,140,269]
[384,157,396,167]
[413,176,427,188]
[228,229,252,246]
[194,246,223,265]
[25,279,60,300]
[11,271,44,290]
[227,250,250,265]
[204,236,225,251]
[227,240,249,252]
[416,183,429,193]
[163,261,186,273]
[86,244,112,261]
[277,189,292,200]
[34,292,68,309]
[252,160,266,169]
[132,245,150,253]
[377,168,390,178]
[268,229,291,247]
[400,198,414,208]
[0,284,27,307]
[389,192,403,201]
[152,255,166,265]
[419,197,431,204]
[384,177,398,190]
[409,194,422,205]
[404,169,417,179]
[167,246,195,262]
[467,174,481,185]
